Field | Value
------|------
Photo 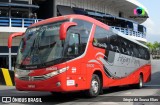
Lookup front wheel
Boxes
[85,74,101,97]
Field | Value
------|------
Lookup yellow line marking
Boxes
[1,68,13,86]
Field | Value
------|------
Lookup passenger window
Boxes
[129,44,134,56]
[92,26,150,60]
[139,47,145,59]
[110,35,121,53]
[67,33,80,55]
[93,26,123,54]
[64,19,92,59]
[72,19,92,55]
[93,26,111,49]
[144,48,150,60]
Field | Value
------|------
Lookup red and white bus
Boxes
[8,15,151,97]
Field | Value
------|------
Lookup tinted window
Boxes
[72,19,92,54]
[93,26,150,60]
[144,48,150,60]
[120,37,128,54]
[93,26,113,50]
[64,19,92,58]
[110,35,118,52]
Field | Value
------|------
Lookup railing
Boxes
[0,17,42,28]
[111,26,146,39]
[0,17,146,39]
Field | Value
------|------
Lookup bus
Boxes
[8,15,151,97]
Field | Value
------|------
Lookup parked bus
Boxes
[8,15,151,97]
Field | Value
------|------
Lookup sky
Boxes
[138,0,160,43]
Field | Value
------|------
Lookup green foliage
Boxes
[145,41,160,52]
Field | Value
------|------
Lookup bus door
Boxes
[66,33,82,75]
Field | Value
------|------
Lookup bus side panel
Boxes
[85,63,111,89]
[65,62,88,91]
[142,64,151,83]
[103,64,151,87]
[96,64,151,88]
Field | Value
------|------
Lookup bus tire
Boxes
[136,75,143,89]
[85,74,101,97]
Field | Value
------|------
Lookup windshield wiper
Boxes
[38,42,57,50]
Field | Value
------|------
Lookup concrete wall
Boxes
[0,32,22,46]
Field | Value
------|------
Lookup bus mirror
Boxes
[59,22,77,40]
[8,32,24,48]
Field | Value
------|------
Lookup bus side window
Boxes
[110,35,115,52]
[72,19,92,55]
[134,44,141,58]
[139,47,145,59]
[125,40,131,56]
[65,19,92,59]
[132,44,137,57]
[137,46,142,58]
[129,44,134,56]
[144,48,150,60]
[120,38,128,55]
[67,33,80,55]
[93,26,111,50]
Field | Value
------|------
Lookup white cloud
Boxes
[142,18,160,42]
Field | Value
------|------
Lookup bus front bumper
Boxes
[15,73,67,92]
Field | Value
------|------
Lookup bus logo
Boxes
[29,76,34,81]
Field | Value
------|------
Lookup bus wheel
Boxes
[136,75,143,89]
[86,74,101,97]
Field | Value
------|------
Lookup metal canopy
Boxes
[57,5,75,15]
[79,0,149,24]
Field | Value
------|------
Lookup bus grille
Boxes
[19,76,46,81]
[19,77,29,81]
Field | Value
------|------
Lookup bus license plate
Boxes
[28,84,35,88]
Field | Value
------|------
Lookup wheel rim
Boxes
[91,79,99,93]
[139,76,143,88]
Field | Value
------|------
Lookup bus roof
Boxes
[29,14,148,49]
[29,14,108,29]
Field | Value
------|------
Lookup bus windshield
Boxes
[16,21,66,69]
[16,19,92,70]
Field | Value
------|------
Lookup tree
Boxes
[145,42,153,53]
[153,41,159,50]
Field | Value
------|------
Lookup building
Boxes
[0,0,40,69]
[0,0,149,70]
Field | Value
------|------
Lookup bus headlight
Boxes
[15,67,69,81]
[44,67,69,78]
[15,69,20,78]
[15,73,19,78]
